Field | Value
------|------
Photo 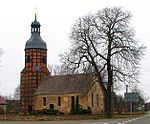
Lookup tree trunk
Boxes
[105,52,113,118]
[104,86,112,118]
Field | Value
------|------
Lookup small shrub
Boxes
[35,109,64,115]
[70,106,91,114]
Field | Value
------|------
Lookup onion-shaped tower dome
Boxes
[25,14,47,50]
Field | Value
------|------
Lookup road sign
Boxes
[124,92,139,102]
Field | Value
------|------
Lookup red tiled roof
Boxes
[0,96,7,105]
[35,73,96,95]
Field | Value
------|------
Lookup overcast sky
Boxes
[0,0,150,101]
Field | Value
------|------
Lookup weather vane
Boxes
[34,7,38,21]
[34,7,38,15]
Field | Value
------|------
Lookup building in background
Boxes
[0,96,7,114]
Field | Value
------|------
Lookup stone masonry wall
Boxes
[34,82,104,114]
[35,94,79,114]
[87,82,104,114]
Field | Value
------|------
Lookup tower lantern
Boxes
[31,14,41,34]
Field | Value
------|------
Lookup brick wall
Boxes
[20,48,50,113]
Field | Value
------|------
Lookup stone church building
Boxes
[20,15,104,114]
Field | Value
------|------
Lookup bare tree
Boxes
[60,7,145,118]
[3,94,13,100]
[0,48,4,86]
[131,85,149,103]
[48,64,64,75]
[114,94,125,114]
[0,48,3,65]
[13,84,20,100]
[0,48,3,55]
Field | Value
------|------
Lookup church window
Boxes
[43,97,46,106]
[71,96,75,111]
[96,94,99,107]
[91,94,94,107]
[58,97,61,106]
[76,96,79,110]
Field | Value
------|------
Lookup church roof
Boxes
[34,73,96,95]
[25,14,47,50]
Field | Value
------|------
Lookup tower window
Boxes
[42,56,46,64]
[32,28,34,32]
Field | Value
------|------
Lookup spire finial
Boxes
[34,7,38,21]
[35,13,37,21]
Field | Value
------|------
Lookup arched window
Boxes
[91,94,94,107]
[97,94,99,107]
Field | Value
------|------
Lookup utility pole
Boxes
[130,93,132,116]
[126,85,128,93]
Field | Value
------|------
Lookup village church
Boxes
[20,15,104,114]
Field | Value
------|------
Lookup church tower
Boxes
[20,15,50,113]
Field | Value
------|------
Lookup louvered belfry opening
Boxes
[20,15,50,114]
